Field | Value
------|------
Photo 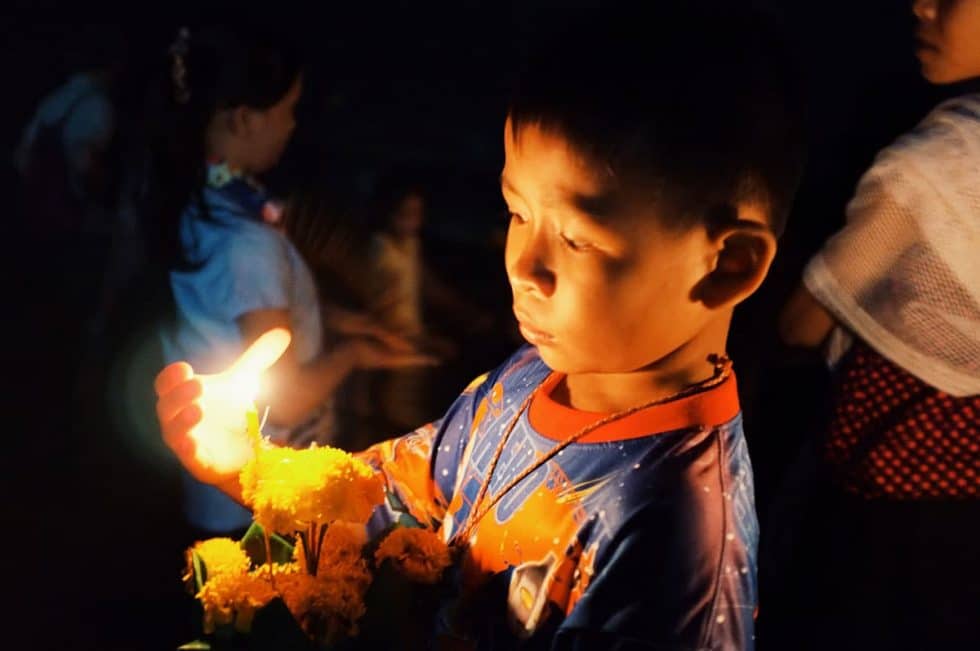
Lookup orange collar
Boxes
[528,371,740,443]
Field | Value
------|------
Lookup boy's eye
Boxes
[560,233,591,252]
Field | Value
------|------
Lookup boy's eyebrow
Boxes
[561,187,621,221]
[502,173,620,221]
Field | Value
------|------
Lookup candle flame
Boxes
[191,328,292,473]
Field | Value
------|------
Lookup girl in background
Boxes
[152,26,432,535]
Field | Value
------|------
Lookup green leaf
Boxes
[177,641,211,650]
[386,491,432,529]
[396,511,424,529]
[191,549,207,592]
[239,521,295,566]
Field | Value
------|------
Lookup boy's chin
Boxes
[919,61,970,85]
[534,346,606,376]
[533,345,575,373]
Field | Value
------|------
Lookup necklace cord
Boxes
[449,355,732,546]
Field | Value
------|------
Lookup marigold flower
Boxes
[186,538,251,583]
[240,445,386,534]
[197,571,278,633]
[194,557,301,634]
[374,527,452,584]
[277,571,367,638]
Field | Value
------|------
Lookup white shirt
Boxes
[804,94,980,396]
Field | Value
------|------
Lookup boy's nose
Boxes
[913,0,938,22]
[508,230,556,298]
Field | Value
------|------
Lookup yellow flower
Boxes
[240,445,386,534]
[185,538,251,585]
[375,527,452,584]
[197,571,276,633]
[196,562,301,633]
[277,571,367,639]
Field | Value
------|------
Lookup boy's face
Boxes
[501,119,718,376]
[914,0,980,84]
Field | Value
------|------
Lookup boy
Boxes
[156,5,805,649]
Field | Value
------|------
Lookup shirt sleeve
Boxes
[554,496,754,651]
[802,122,980,395]
[802,155,920,325]
[221,228,293,322]
[358,372,494,532]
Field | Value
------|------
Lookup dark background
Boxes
[0,1,956,649]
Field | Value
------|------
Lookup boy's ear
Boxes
[694,218,777,310]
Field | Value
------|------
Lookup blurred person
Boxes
[367,173,492,432]
[14,65,117,239]
[774,1,980,648]
[150,25,434,535]
[282,180,416,448]
[12,32,131,446]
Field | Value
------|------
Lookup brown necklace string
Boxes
[449,354,733,548]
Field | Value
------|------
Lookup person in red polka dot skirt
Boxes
[824,340,979,500]
[773,2,980,649]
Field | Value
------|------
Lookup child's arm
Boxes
[356,372,493,532]
[778,284,837,348]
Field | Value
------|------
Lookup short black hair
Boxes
[508,1,806,236]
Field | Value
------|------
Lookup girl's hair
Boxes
[144,24,302,269]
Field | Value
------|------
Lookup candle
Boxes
[189,328,292,473]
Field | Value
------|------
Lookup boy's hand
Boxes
[155,329,291,487]
[155,362,219,483]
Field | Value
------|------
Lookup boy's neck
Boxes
[552,316,731,414]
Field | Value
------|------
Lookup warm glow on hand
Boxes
[190,328,292,474]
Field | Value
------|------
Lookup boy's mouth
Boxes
[915,34,939,53]
[514,308,555,345]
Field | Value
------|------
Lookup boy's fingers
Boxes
[154,362,194,397]
[161,403,203,454]
[228,328,292,377]
[156,378,203,425]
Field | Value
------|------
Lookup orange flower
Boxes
[374,527,452,584]
[277,571,367,639]
[317,523,372,588]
